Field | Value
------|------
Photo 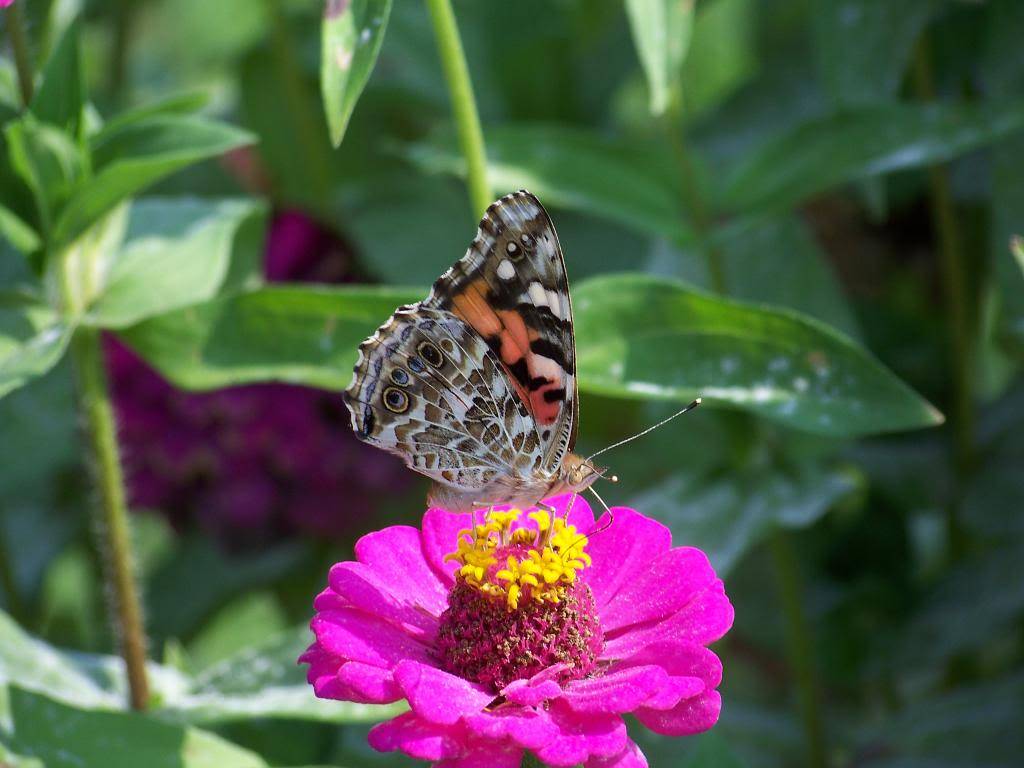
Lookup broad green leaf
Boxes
[653,214,861,339]
[813,0,939,107]
[87,198,267,328]
[4,118,86,236]
[119,286,421,391]
[625,0,695,115]
[573,274,943,437]
[321,0,393,146]
[146,538,307,646]
[0,293,70,399]
[721,100,1024,214]
[0,205,40,254]
[91,91,211,145]
[405,124,687,242]
[28,18,84,138]
[631,461,858,575]
[161,625,405,725]
[52,116,254,249]
[5,687,268,768]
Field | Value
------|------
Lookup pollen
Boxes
[443,508,591,609]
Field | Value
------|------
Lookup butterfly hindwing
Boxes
[423,190,577,476]
[343,305,543,491]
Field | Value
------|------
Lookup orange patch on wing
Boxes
[451,280,501,338]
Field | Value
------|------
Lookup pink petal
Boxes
[603,579,734,658]
[501,677,562,707]
[394,659,494,725]
[368,712,465,761]
[337,661,401,702]
[312,586,348,613]
[563,666,669,714]
[436,741,523,768]
[638,674,706,710]
[635,689,722,736]
[463,707,559,749]
[533,703,628,766]
[549,493,596,530]
[623,643,723,689]
[600,546,718,632]
[587,740,649,768]
[354,525,448,613]
[329,561,438,641]
[422,507,471,585]
[584,508,671,608]
[311,608,431,667]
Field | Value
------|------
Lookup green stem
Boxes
[665,97,726,294]
[5,3,34,106]
[425,0,490,216]
[108,0,136,103]
[68,328,150,709]
[770,529,827,768]
[911,38,973,557]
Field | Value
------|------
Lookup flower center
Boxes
[437,508,604,691]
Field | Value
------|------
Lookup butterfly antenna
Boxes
[585,486,615,537]
[585,398,701,463]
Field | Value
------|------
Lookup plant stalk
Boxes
[770,529,827,768]
[5,2,34,106]
[911,37,973,556]
[665,97,726,294]
[424,0,490,216]
[67,327,150,710]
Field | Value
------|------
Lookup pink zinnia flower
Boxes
[301,496,733,767]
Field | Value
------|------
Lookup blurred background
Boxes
[2,0,1023,766]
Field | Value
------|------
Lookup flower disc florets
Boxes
[437,508,603,690]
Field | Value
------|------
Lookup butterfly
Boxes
[343,190,604,513]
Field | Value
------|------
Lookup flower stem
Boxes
[770,529,827,768]
[68,327,150,710]
[5,2,34,106]
[424,0,490,217]
[664,96,726,294]
[910,36,973,557]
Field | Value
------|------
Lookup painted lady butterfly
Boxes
[343,190,604,513]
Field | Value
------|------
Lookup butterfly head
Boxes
[559,452,607,494]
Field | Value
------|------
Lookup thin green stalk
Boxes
[68,327,150,709]
[424,0,490,216]
[911,38,973,555]
[770,530,827,768]
[5,3,34,106]
[664,97,726,294]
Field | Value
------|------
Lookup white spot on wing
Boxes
[497,259,515,280]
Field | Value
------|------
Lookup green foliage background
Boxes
[1,0,1023,766]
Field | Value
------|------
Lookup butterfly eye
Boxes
[417,341,444,368]
[382,386,410,414]
[390,368,410,385]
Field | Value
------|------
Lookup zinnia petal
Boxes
[584,508,672,607]
[354,525,448,613]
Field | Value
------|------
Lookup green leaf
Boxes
[0,205,40,254]
[91,91,212,145]
[119,286,421,390]
[321,0,393,146]
[404,124,687,242]
[680,0,757,118]
[5,687,268,768]
[632,461,858,576]
[4,118,86,236]
[52,115,254,249]
[656,214,861,339]
[0,293,70,399]
[161,625,405,725]
[721,101,1024,214]
[625,0,695,115]
[813,0,939,107]
[87,198,267,328]
[573,274,943,437]
[28,18,84,137]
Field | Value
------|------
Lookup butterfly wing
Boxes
[343,304,543,490]
[423,190,577,476]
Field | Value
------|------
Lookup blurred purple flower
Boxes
[107,210,409,546]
